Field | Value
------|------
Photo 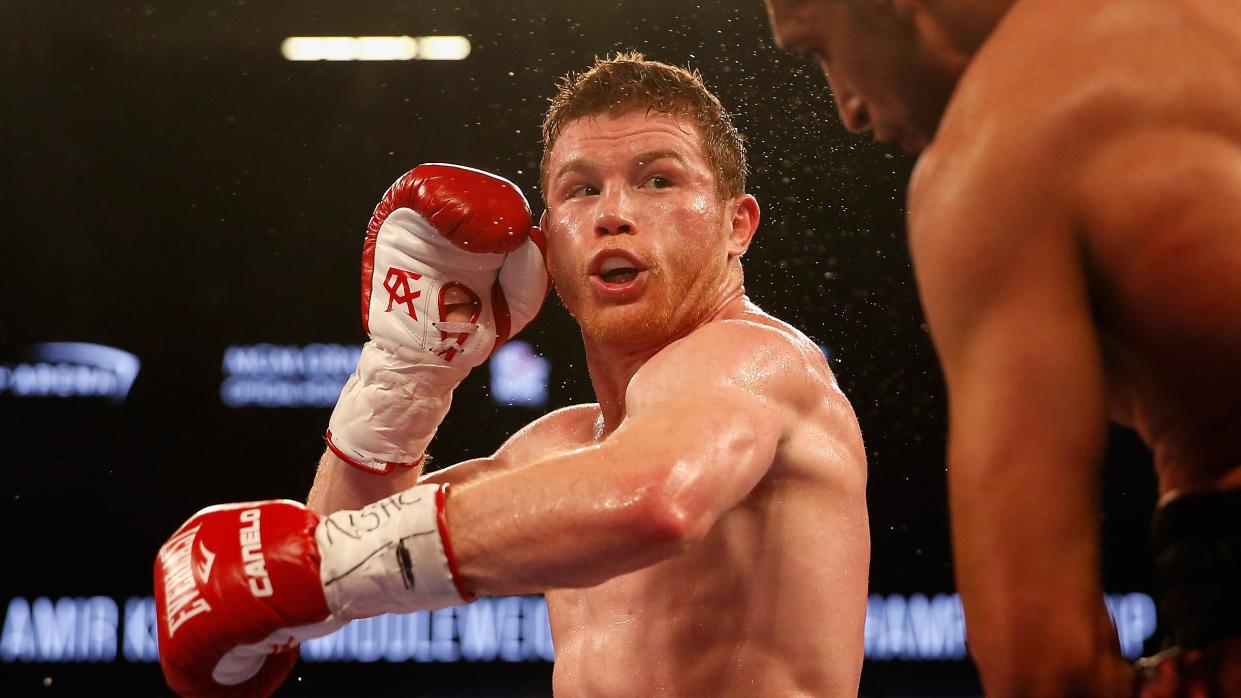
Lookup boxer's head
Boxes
[764,0,984,153]
[540,53,760,348]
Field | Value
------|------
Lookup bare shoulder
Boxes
[628,305,865,486]
[493,403,601,464]
[911,0,1241,289]
[920,0,1241,202]
[630,305,844,415]
[907,1,1151,277]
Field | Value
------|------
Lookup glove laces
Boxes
[427,321,477,357]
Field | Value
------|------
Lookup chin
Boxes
[573,298,681,348]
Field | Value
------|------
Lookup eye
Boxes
[567,184,600,199]
[643,175,672,190]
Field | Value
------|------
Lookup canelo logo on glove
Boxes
[384,267,423,319]
[239,508,274,598]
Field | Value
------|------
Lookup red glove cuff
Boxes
[437,484,476,602]
[324,429,426,476]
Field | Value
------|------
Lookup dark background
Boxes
[1,1,1159,695]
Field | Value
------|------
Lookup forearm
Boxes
[418,457,516,489]
[950,453,1131,695]
[447,443,691,596]
[307,449,423,514]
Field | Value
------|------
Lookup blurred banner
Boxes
[2,591,1156,665]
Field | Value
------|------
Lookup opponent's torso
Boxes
[923,0,1241,494]
[536,312,869,697]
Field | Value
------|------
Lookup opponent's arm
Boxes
[910,144,1131,694]
[447,321,810,594]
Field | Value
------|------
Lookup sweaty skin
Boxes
[767,0,1241,694]
[309,110,870,696]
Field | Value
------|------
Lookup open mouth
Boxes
[590,250,647,287]
[598,260,641,285]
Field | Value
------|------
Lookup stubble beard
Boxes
[560,260,730,350]
[558,265,686,349]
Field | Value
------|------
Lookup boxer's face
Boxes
[765,0,957,153]
[542,110,748,347]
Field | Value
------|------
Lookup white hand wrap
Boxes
[315,483,472,619]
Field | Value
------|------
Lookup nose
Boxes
[594,187,635,237]
[824,70,871,134]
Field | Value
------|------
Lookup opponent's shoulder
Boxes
[908,3,1113,254]
[929,0,1234,188]
[631,304,838,408]
[493,403,600,463]
[915,0,1241,256]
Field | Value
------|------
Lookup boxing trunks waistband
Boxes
[1151,488,1241,651]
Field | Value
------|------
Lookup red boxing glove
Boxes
[154,501,337,698]
[358,162,548,362]
[328,164,549,474]
[155,485,469,697]
[364,161,533,266]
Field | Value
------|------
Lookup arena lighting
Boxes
[280,36,471,61]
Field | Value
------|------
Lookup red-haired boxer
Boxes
[764,0,1241,695]
[155,56,870,698]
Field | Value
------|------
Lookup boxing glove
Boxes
[155,484,466,697]
[327,164,549,475]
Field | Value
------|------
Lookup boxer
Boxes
[154,55,870,697]
[763,0,1241,695]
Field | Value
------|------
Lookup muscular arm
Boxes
[446,322,800,596]
[308,404,599,513]
[910,139,1131,694]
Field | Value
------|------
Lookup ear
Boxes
[538,209,549,231]
[725,194,761,260]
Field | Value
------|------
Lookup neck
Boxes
[582,288,748,433]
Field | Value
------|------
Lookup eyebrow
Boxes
[633,150,688,169]
[552,150,690,186]
[552,157,594,184]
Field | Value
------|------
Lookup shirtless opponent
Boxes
[153,54,869,697]
[763,0,1241,695]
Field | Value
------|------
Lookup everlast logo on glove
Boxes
[158,526,212,637]
[239,508,273,598]
[194,541,216,583]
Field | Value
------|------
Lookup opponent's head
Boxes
[765,0,989,153]
[540,52,760,349]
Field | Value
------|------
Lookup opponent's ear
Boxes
[726,194,761,260]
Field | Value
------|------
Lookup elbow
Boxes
[629,478,713,552]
